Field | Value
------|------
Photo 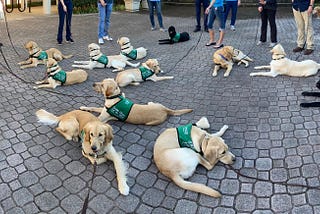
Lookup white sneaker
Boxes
[159,28,167,32]
[256,41,264,46]
[103,35,113,41]
[269,42,276,48]
[151,27,156,31]
[98,38,104,45]
[230,25,235,31]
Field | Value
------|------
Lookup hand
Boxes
[63,5,67,12]
[238,0,241,6]
[307,6,313,15]
[258,6,263,12]
[259,0,265,5]
[205,7,210,14]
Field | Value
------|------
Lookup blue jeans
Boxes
[147,0,163,28]
[224,1,238,26]
[207,6,225,30]
[98,3,113,39]
[57,0,73,42]
[195,0,209,29]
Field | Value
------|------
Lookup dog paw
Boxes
[212,73,217,77]
[119,183,130,195]
[79,106,88,111]
[223,74,230,77]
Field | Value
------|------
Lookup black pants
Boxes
[195,0,209,29]
[260,9,277,43]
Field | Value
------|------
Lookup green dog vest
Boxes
[139,66,154,81]
[38,51,48,60]
[106,96,134,121]
[121,49,137,60]
[51,70,67,84]
[172,33,181,43]
[176,123,197,152]
[97,55,109,65]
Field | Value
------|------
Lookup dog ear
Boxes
[203,138,219,164]
[104,124,113,144]
[83,124,92,142]
[104,85,113,97]
[145,59,153,68]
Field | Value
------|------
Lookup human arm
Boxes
[205,0,216,14]
[60,0,67,12]
[308,0,314,15]
[99,0,106,7]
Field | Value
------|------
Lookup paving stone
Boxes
[1,167,18,182]
[40,174,62,191]
[255,158,272,170]
[271,194,292,213]
[64,176,86,194]
[136,171,157,188]
[60,194,83,214]
[142,188,165,207]
[65,161,86,175]
[115,194,140,213]
[174,199,198,214]
[35,192,59,212]
[12,187,33,206]
[235,194,256,212]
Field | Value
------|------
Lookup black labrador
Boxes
[159,26,190,45]
[300,80,320,107]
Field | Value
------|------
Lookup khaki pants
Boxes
[293,9,314,50]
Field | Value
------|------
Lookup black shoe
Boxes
[57,41,62,45]
[193,28,201,32]
[66,38,74,43]
[204,27,209,32]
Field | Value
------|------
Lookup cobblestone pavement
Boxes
[1,7,320,214]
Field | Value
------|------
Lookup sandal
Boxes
[205,42,216,46]
[213,44,224,49]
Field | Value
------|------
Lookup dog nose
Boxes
[91,146,97,151]
[93,83,97,87]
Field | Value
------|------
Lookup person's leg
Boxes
[203,0,210,30]
[206,8,216,44]
[155,1,164,28]
[302,11,314,50]
[57,2,65,43]
[98,3,106,39]
[292,9,305,48]
[224,1,231,26]
[259,9,268,42]
[195,0,201,30]
[147,0,155,28]
[65,0,73,41]
[230,1,238,26]
[268,9,277,43]
[215,6,225,46]
[104,3,113,37]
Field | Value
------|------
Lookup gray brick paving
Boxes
[0,5,320,213]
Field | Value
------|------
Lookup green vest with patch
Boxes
[38,51,48,60]
[51,70,67,84]
[172,33,181,43]
[139,66,154,81]
[106,96,134,121]
[97,55,109,65]
[176,123,197,152]
[121,49,137,60]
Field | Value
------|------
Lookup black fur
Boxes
[159,26,190,45]
[300,80,320,107]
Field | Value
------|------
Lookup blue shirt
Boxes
[212,0,223,7]
[292,0,310,12]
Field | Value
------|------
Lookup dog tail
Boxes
[166,108,193,116]
[125,61,140,68]
[172,174,221,197]
[195,117,210,129]
[62,54,73,59]
[36,109,60,126]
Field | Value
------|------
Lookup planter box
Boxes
[141,0,149,10]
[124,0,141,12]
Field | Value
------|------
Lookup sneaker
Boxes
[66,38,74,43]
[230,25,235,31]
[256,41,264,46]
[204,27,209,32]
[160,28,167,32]
[269,42,276,48]
[304,49,313,55]
[193,27,201,32]
[103,35,113,41]
[98,38,104,45]
[57,41,62,45]
[293,46,304,52]
[151,27,156,31]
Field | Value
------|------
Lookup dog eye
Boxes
[221,151,226,155]
[90,133,93,136]
[98,133,103,137]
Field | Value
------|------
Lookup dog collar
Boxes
[121,49,137,60]
[272,55,285,60]
[139,66,154,81]
[176,124,203,155]
[172,33,180,43]
[218,53,229,62]
[82,149,107,159]
[106,93,122,99]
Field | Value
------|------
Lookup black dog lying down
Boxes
[159,26,190,45]
[300,80,320,107]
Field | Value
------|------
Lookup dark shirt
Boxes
[292,0,310,12]
[259,0,277,10]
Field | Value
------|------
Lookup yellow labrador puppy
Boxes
[250,44,320,77]
[313,6,320,19]
[18,41,73,69]
[154,117,235,197]
[34,58,88,89]
[80,78,193,125]
[115,59,173,87]
[36,109,130,195]
[118,37,147,60]
[72,43,140,72]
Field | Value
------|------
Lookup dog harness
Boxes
[80,130,107,159]
[121,49,138,60]
[139,66,154,81]
[94,55,108,68]
[176,124,200,153]
[30,51,48,60]
[172,33,181,43]
[106,95,134,121]
[49,70,67,84]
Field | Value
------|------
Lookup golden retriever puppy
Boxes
[36,109,130,195]
[72,43,140,72]
[18,41,73,69]
[212,46,234,77]
[34,58,88,89]
[232,48,253,67]
[313,6,320,19]
[80,78,193,125]
[115,59,173,87]
[154,117,235,197]
[250,44,320,77]
[117,37,147,60]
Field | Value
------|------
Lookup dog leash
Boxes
[226,164,320,190]
[81,162,97,214]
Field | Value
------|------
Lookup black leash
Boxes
[81,163,97,214]
[226,164,320,190]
